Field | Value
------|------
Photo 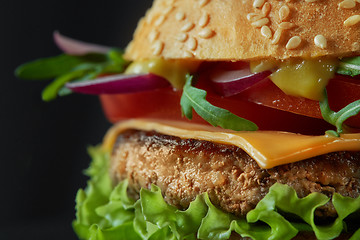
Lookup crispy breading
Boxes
[110,130,360,217]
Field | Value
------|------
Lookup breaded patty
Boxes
[110,130,360,218]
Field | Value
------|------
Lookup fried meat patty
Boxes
[110,130,360,218]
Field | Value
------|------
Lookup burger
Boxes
[15,0,360,239]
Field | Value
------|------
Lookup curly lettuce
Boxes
[73,146,360,240]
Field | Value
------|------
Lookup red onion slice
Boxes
[210,68,271,97]
[53,31,111,55]
[66,73,170,95]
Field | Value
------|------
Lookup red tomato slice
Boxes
[99,59,360,134]
[236,74,360,129]
[327,75,360,128]
[100,87,335,135]
[234,77,321,118]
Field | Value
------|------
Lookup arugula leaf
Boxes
[180,74,258,131]
[107,49,127,67]
[57,69,103,97]
[319,89,360,135]
[337,57,360,77]
[56,62,107,96]
[15,53,107,80]
[42,69,89,101]
[16,49,128,101]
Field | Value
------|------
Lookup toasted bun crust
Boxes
[125,0,360,61]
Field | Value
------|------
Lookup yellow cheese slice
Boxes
[103,119,360,169]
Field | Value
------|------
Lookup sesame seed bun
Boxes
[124,0,360,61]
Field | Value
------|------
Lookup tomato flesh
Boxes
[99,68,360,135]
[327,75,360,128]
[236,78,321,118]
[100,87,334,135]
[235,74,360,128]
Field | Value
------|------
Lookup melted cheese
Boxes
[103,119,360,169]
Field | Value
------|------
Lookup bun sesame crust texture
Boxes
[124,0,360,61]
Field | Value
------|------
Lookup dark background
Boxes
[0,1,152,239]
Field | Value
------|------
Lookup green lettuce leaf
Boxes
[74,146,360,240]
[135,185,208,240]
[72,146,140,240]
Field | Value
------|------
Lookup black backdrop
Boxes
[0,1,152,239]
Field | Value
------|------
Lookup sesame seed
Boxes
[339,0,356,8]
[251,18,269,27]
[183,51,194,58]
[286,36,301,49]
[261,26,272,39]
[146,11,156,24]
[198,28,215,38]
[199,13,210,27]
[163,6,174,15]
[187,37,198,50]
[314,35,327,49]
[279,22,296,29]
[152,41,164,55]
[175,12,186,21]
[253,0,265,9]
[352,42,360,51]
[262,3,271,16]
[344,15,360,26]
[148,30,159,43]
[166,0,175,5]
[181,22,195,32]
[305,0,319,2]
[199,0,210,7]
[247,13,263,22]
[271,28,283,44]
[155,15,165,26]
[176,33,188,42]
[279,5,290,22]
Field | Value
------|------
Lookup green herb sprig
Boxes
[15,49,128,101]
[337,56,360,77]
[319,89,360,136]
[180,74,258,131]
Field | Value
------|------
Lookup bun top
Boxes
[124,0,360,61]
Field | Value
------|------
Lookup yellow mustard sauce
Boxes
[125,58,200,89]
[251,58,338,101]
